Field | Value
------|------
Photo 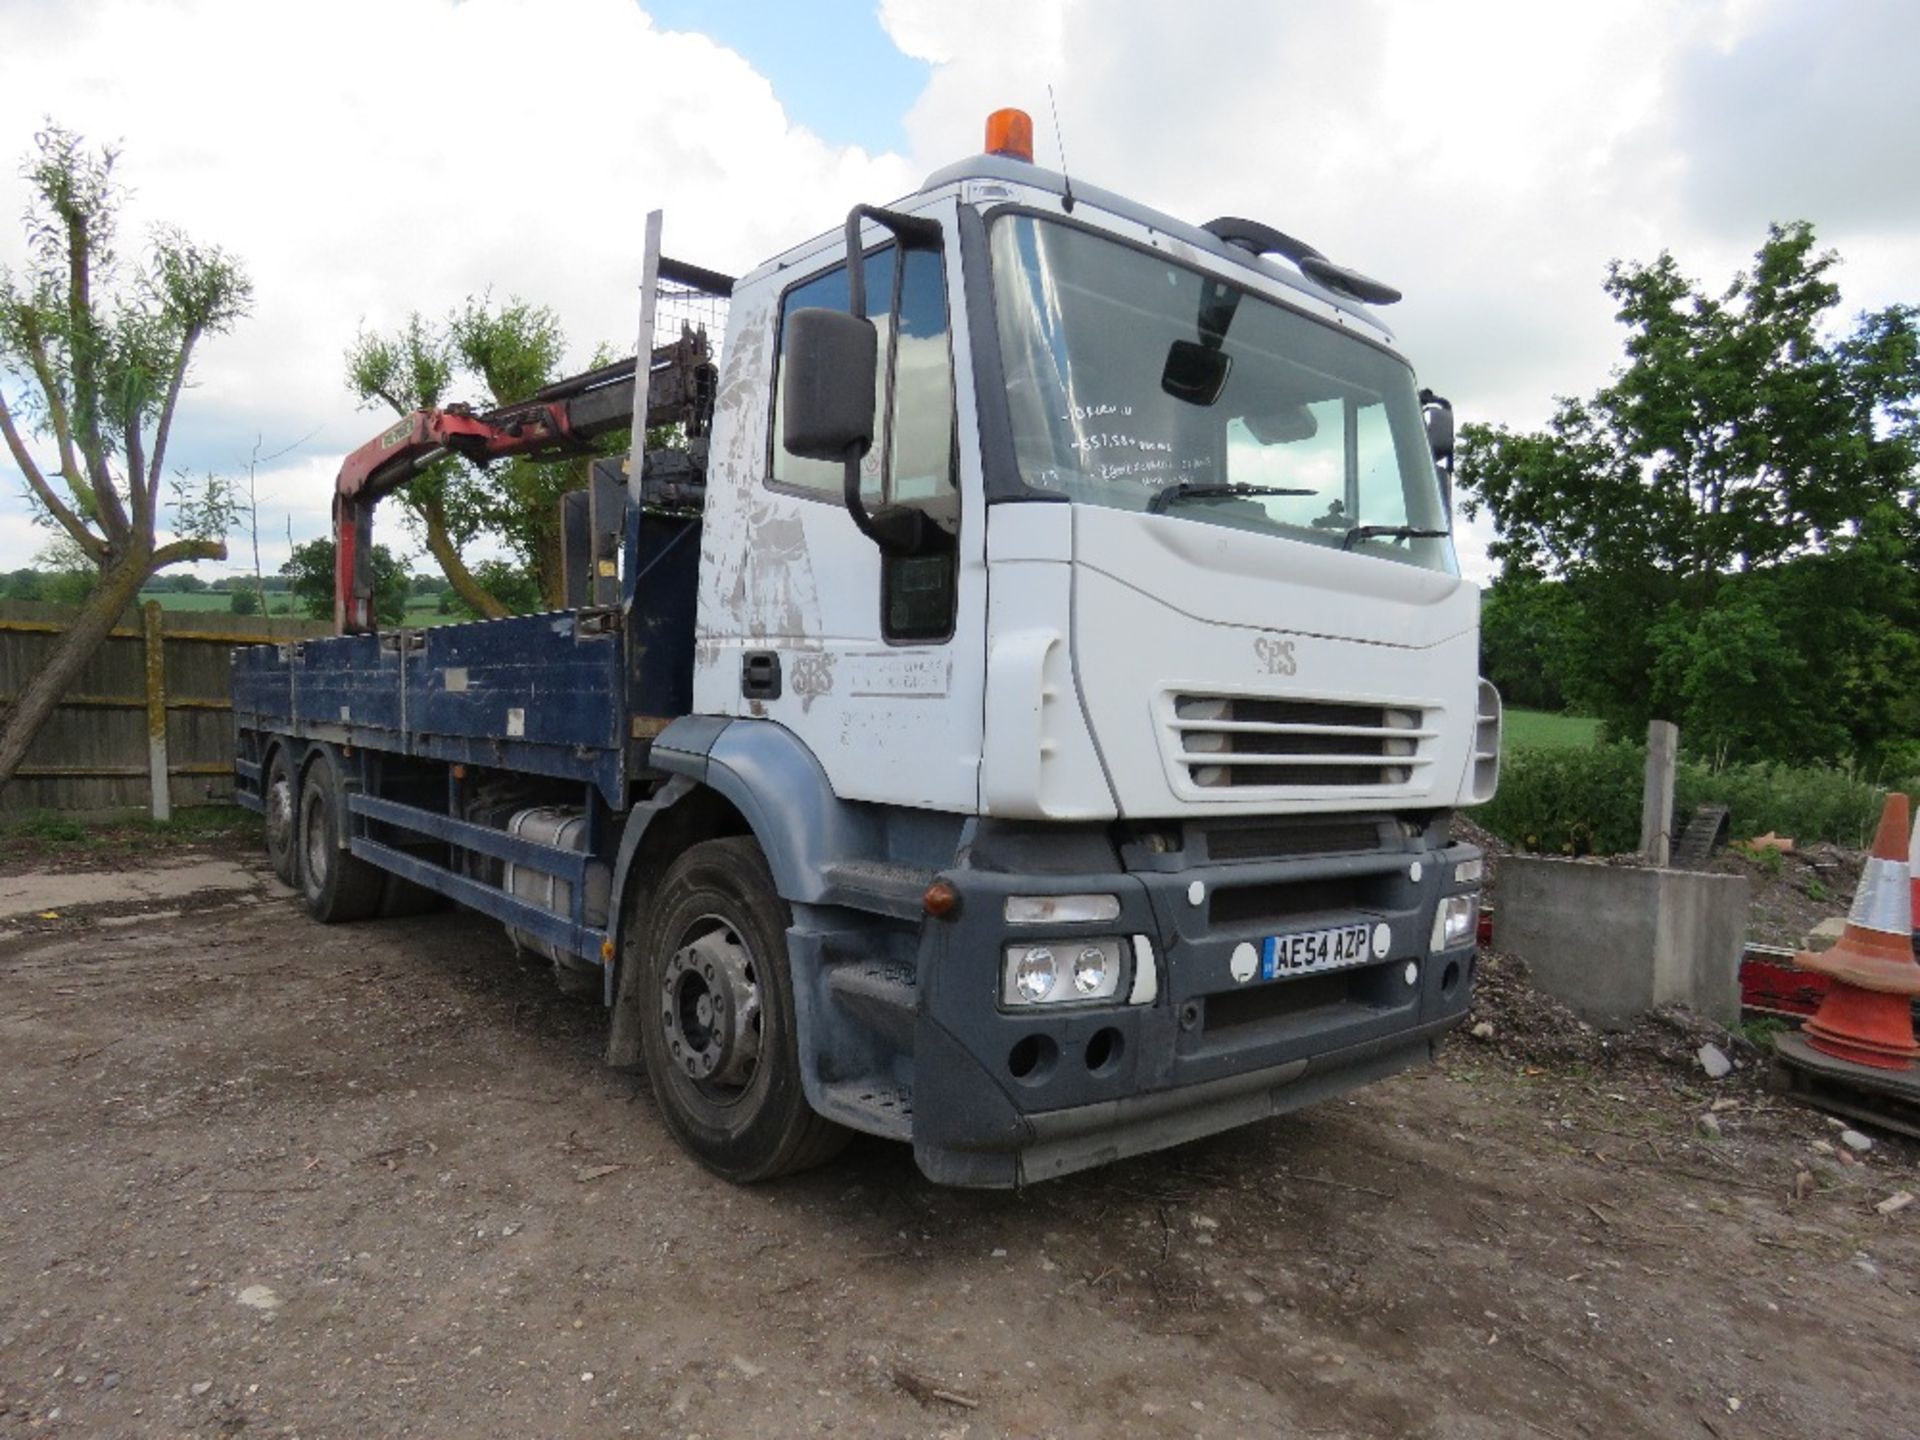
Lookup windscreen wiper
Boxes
[1340,525,1450,551]
[1147,482,1312,514]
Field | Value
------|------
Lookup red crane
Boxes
[331,255,729,632]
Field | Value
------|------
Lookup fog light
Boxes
[1454,858,1484,884]
[1430,894,1478,952]
[1013,946,1058,1002]
[1005,893,1121,925]
[1003,940,1126,1006]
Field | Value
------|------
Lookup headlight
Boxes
[1072,945,1113,995]
[1430,893,1478,952]
[1004,893,1122,924]
[1012,946,1059,1002]
[1454,858,1484,884]
[1003,939,1126,1006]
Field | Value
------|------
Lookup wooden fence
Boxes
[0,599,330,817]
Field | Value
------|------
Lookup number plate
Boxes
[1260,923,1373,980]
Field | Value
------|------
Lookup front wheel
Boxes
[635,837,848,1182]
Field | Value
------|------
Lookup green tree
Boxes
[345,296,622,616]
[43,569,95,606]
[438,559,542,619]
[0,126,250,788]
[281,537,409,626]
[228,585,261,616]
[1478,574,1574,712]
[1458,222,1920,759]
[1648,524,1920,769]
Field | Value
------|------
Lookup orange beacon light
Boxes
[984,108,1034,162]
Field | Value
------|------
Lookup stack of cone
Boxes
[1794,793,1920,1070]
[1911,803,1919,948]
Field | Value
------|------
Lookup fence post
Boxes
[1641,719,1678,866]
[143,600,171,822]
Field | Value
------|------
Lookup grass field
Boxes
[1503,708,1603,751]
[136,590,302,615]
[136,591,451,622]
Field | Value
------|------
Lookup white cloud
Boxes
[879,0,1920,582]
[0,0,917,572]
[4,0,1913,592]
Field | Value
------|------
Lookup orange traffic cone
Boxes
[1795,794,1920,1070]
[1910,802,1919,945]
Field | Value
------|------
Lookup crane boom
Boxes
[332,256,728,631]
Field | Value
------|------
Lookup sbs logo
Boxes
[1254,633,1297,677]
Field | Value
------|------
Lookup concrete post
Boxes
[142,600,171,823]
[1641,719,1677,867]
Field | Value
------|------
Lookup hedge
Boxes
[1477,741,1918,856]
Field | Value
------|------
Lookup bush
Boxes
[1479,742,1919,855]
[1675,762,1909,851]
[1477,742,1649,855]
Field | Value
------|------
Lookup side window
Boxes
[771,248,897,495]
[771,238,960,643]
[887,247,957,512]
[770,246,957,514]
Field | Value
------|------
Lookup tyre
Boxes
[635,837,849,1182]
[262,745,299,888]
[297,750,386,924]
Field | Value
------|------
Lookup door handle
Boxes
[741,651,782,701]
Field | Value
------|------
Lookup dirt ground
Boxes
[3,837,1918,1439]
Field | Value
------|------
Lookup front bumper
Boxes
[908,823,1480,1186]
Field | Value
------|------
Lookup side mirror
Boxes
[782,308,877,462]
[1421,392,1455,463]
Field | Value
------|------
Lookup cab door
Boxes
[692,198,986,813]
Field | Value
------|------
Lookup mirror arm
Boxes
[840,203,943,556]
[842,206,944,322]
[841,450,926,555]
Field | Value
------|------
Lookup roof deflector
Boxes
[1201,216,1402,307]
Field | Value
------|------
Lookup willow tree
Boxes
[0,127,250,786]
[347,297,618,615]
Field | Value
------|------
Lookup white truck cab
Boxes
[661,116,1498,1182]
[696,149,1496,826]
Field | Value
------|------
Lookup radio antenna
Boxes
[1048,84,1076,213]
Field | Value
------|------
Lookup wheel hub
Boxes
[303,795,329,888]
[266,776,294,857]
[660,922,762,1091]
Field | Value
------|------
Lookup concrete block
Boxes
[1497,858,1750,1028]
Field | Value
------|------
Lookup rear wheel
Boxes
[636,837,848,1182]
[298,751,385,924]
[262,746,298,887]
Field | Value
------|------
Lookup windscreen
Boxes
[989,214,1455,573]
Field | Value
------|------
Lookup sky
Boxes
[0,0,1916,586]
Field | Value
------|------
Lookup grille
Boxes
[1205,968,1355,1034]
[1167,693,1434,791]
[1209,872,1391,930]
[1204,818,1386,863]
